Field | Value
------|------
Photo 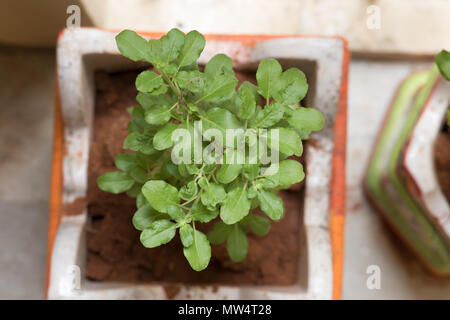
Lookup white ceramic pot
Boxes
[403,75,450,240]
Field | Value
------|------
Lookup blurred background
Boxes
[0,0,449,299]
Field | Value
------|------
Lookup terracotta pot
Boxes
[46,28,349,299]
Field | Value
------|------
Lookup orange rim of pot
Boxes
[46,28,349,300]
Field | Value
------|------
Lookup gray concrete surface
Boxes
[0,45,448,300]
[0,45,54,299]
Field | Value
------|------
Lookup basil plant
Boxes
[97,29,324,271]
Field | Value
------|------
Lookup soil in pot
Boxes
[85,69,306,287]
[435,122,450,204]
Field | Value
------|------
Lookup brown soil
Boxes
[435,126,450,204]
[85,69,304,286]
[62,197,86,216]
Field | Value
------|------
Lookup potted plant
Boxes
[47,28,348,299]
[364,50,450,276]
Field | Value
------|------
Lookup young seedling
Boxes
[97,29,324,271]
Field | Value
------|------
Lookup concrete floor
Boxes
[0,45,54,299]
[0,44,449,300]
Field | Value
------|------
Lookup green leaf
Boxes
[179,181,198,201]
[197,177,208,189]
[153,123,178,150]
[202,74,238,102]
[273,68,308,105]
[257,177,277,189]
[266,127,303,157]
[227,224,248,262]
[180,62,199,72]
[115,30,150,62]
[161,63,178,75]
[140,219,176,248]
[142,180,180,213]
[264,159,304,188]
[257,190,284,221]
[136,192,147,209]
[135,71,166,94]
[97,171,134,194]
[180,224,194,247]
[192,202,218,223]
[136,151,160,169]
[294,128,313,140]
[183,229,211,271]
[126,183,142,197]
[256,58,282,99]
[177,163,190,177]
[240,81,259,103]
[147,39,162,64]
[132,204,169,231]
[204,54,234,78]
[164,162,183,180]
[178,30,205,67]
[282,161,305,185]
[204,164,216,174]
[127,106,148,133]
[145,105,172,125]
[167,205,184,221]
[435,49,450,81]
[243,163,259,180]
[216,164,242,184]
[130,167,148,184]
[114,153,138,172]
[237,85,256,120]
[201,183,226,207]
[250,198,260,210]
[137,92,171,111]
[160,28,185,64]
[243,214,270,236]
[220,185,250,224]
[186,164,200,175]
[287,107,324,131]
[249,103,284,128]
[123,132,156,154]
[175,70,204,92]
[247,185,258,199]
[201,107,242,135]
[207,221,232,245]
[123,132,141,151]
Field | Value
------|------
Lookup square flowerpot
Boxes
[403,74,450,242]
[364,67,450,276]
[47,28,348,299]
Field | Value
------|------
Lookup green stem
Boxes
[169,102,178,111]
[162,73,181,97]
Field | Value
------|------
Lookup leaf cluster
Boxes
[97,29,324,271]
